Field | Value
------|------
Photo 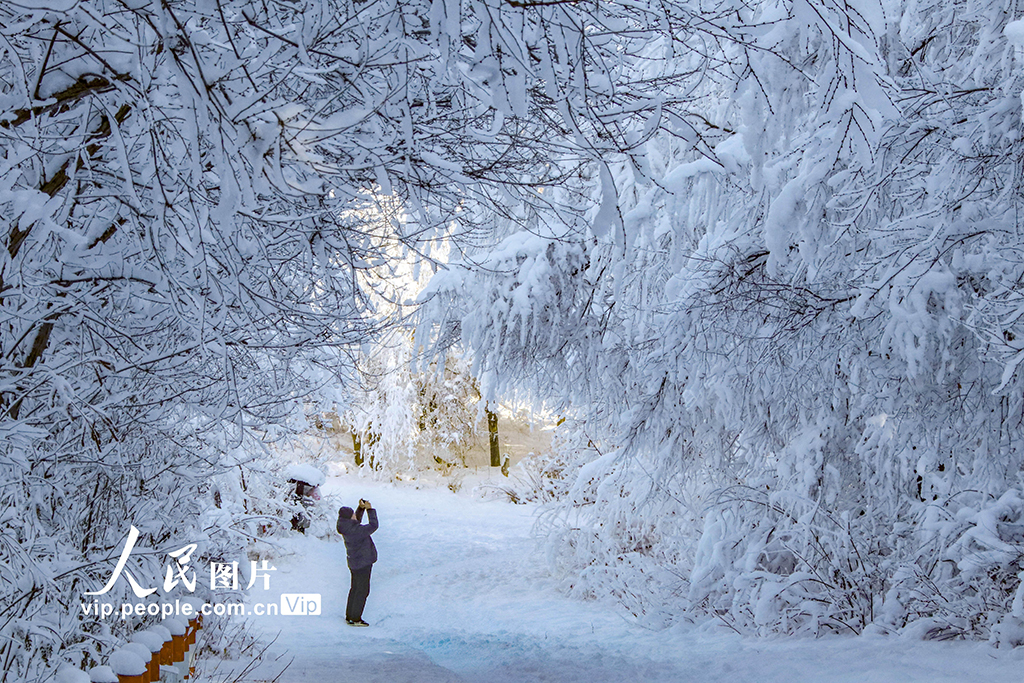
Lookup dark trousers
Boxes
[346,565,372,621]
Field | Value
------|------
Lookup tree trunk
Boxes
[353,433,363,467]
[486,405,500,467]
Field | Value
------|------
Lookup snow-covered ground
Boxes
[213,473,1022,682]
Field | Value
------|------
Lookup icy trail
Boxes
[223,474,1020,682]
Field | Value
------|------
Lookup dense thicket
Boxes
[422,0,1024,642]
[0,0,554,678]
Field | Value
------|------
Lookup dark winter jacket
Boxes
[337,507,378,570]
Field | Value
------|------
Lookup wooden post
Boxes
[187,615,202,679]
[145,653,158,683]
[486,405,500,467]
[172,633,185,662]
[163,618,187,663]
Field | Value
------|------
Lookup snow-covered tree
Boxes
[414,351,481,471]
[343,339,483,475]
[346,341,420,472]
[0,0,572,677]
[422,0,1024,640]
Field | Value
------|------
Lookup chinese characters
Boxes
[86,525,276,597]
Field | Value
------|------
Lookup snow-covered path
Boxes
[224,474,1021,682]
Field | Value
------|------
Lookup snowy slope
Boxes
[219,474,1022,683]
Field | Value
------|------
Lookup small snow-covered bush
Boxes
[879,488,1024,640]
[505,451,573,504]
[688,487,887,636]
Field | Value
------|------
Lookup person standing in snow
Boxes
[336,498,378,626]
